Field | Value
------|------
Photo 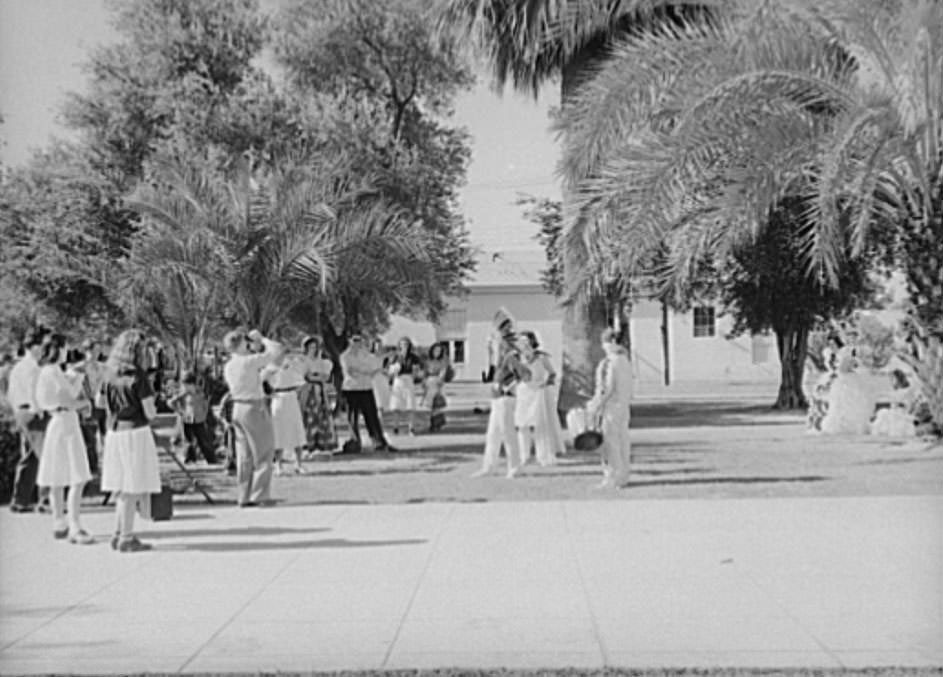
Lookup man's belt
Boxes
[272,386,300,393]
[17,404,31,410]
[230,398,264,404]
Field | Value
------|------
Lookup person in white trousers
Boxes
[473,308,528,478]
[586,328,633,489]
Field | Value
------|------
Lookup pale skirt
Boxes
[271,391,306,450]
[373,373,391,411]
[101,426,161,494]
[516,384,558,466]
[37,410,91,487]
[389,375,417,411]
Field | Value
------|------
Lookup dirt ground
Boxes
[159,399,943,507]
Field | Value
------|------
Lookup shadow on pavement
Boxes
[164,537,427,552]
[625,475,829,488]
[135,525,331,539]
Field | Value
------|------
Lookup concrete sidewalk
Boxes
[1,495,941,673]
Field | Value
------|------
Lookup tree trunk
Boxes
[773,324,810,410]
[557,47,611,417]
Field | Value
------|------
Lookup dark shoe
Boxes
[37,502,51,514]
[53,527,69,540]
[238,501,259,508]
[10,504,34,514]
[110,534,120,550]
[376,444,398,453]
[118,537,152,553]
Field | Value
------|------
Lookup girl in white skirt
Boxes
[263,353,308,475]
[100,329,161,553]
[514,331,558,467]
[388,337,422,435]
[35,335,94,544]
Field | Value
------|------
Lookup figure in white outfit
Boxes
[515,331,558,467]
[262,353,309,475]
[35,335,94,543]
[472,308,528,478]
[586,328,633,489]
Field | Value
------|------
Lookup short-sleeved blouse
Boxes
[102,368,154,428]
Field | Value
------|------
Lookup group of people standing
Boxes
[474,308,633,488]
[5,326,165,552]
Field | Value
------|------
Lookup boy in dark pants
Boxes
[169,372,218,464]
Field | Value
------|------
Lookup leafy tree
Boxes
[61,0,269,185]
[274,0,477,344]
[555,0,940,408]
[0,142,128,336]
[437,0,716,410]
[720,200,874,409]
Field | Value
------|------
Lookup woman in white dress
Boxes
[387,337,422,435]
[820,348,875,435]
[514,331,558,467]
[35,334,94,544]
[100,329,162,552]
[263,352,308,475]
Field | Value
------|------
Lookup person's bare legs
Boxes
[49,486,67,536]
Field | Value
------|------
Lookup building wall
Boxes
[630,299,779,384]
[385,288,779,386]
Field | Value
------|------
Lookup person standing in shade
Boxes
[223,328,283,506]
[387,337,422,435]
[298,336,335,452]
[35,334,94,543]
[6,327,51,513]
[168,371,218,465]
[339,334,395,453]
[100,329,162,552]
[422,342,451,432]
[472,309,528,478]
[586,328,633,489]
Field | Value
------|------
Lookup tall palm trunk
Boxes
[558,45,610,415]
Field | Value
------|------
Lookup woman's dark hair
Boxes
[827,333,844,348]
[302,335,321,353]
[38,334,67,366]
[520,331,539,350]
[181,370,197,385]
[65,349,85,365]
[428,342,446,359]
[891,369,909,389]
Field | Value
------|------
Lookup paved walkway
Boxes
[1,495,941,673]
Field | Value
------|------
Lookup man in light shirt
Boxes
[339,334,395,453]
[6,327,51,512]
[586,328,633,489]
[223,328,284,507]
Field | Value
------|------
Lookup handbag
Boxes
[571,408,604,452]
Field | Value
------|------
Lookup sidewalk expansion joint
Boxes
[561,501,609,666]
[380,503,456,669]
[174,505,352,673]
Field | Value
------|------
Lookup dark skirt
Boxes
[300,381,337,450]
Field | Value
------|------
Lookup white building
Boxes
[384,250,781,389]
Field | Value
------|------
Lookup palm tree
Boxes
[436,0,717,410]
[556,0,941,418]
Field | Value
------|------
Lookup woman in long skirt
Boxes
[370,339,392,416]
[35,335,94,544]
[298,336,336,452]
[100,329,162,552]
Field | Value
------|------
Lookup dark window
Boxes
[693,306,716,338]
[452,340,465,364]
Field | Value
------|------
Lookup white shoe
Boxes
[470,468,490,478]
[505,466,521,479]
[594,479,615,490]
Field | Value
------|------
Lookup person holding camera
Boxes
[222,328,283,506]
[35,334,94,543]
